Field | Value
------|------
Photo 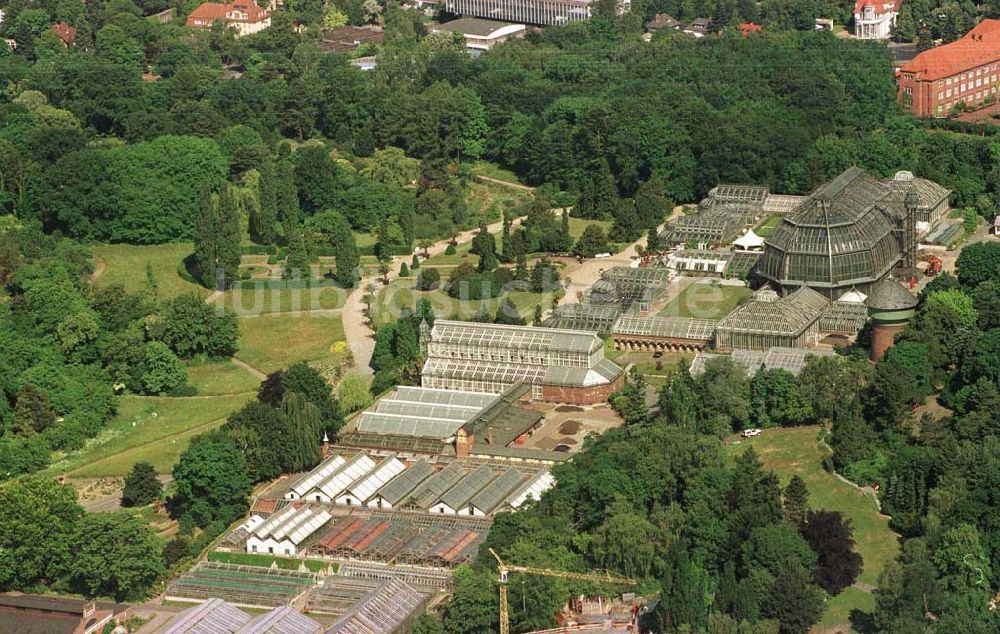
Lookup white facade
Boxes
[246,506,332,556]
[444,0,591,26]
[853,0,898,40]
[307,453,376,503]
[429,501,459,515]
[507,471,555,509]
[336,457,406,507]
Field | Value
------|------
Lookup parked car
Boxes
[742,428,762,438]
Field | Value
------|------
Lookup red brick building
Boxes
[898,20,1000,117]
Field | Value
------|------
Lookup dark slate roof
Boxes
[867,277,917,310]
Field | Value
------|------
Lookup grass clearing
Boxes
[235,312,351,374]
[659,282,751,319]
[46,394,253,477]
[568,217,613,240]
[217,285,347,315]
[372,279,548,327]
[724,426,899,627]
[93,243,208,299]
[186,359,261,396]
[471,161,524,183]
[754,214,783,238]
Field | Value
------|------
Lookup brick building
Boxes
[897,20,1000,117]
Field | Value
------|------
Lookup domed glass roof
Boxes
[757,167,901,293]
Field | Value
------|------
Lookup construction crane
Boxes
[489,548,638,634]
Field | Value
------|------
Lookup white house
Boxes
[186,2,271,37]
[853,0,899,40]
[334,456,406,507]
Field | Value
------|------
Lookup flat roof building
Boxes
[444,0,592,26]
[421,321,623,404]
[432,18,526,51]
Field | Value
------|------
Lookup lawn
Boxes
[421,240,479,267]
[659,282,751,319]
[471,161,525,183]
[567,217,613,241]
[723,426,899,628]
[93,243,208,299]
[216,285,347,316]
[754,214,783,238]
[372,279,547,328]
[235,312,351,374]
[186,359,261,395]
[45,394,253,477]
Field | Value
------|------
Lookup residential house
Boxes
[186,2,271,37]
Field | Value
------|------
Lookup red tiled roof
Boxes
[51,22,76,45]
[739,22,761,36]
[854,0,899,15]
[186,2,269,26]
[900,20,1000,81]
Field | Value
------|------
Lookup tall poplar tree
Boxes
[194,184,241,289]
[251,157,278,245]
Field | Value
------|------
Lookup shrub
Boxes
[416,268,441,291]
[444,244,457,255]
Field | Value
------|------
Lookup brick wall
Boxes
[540,378,622,405]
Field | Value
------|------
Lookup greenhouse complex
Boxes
[158,167,948,633]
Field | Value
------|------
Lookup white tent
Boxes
[733,228,765,252]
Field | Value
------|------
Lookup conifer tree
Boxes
[329,212,359,288]
[501,210,514,262]
[533,304,543,326]
[121,462,162,507]
[514,234,528,280]
[560,208,572,250]
[783,475,810,530]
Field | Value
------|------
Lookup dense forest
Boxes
[3,1,1000,250]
